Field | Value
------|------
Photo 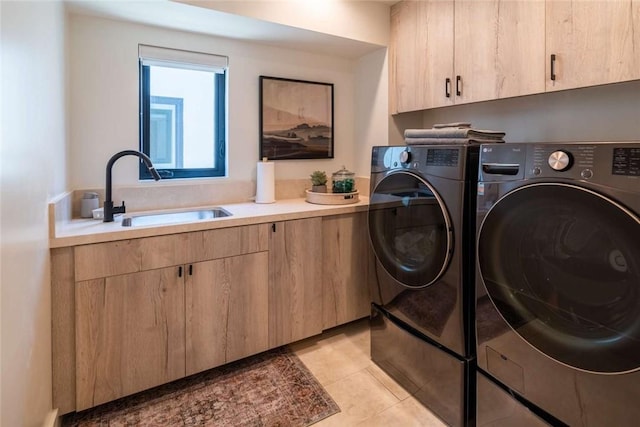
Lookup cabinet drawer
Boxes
[75,224,269,281]
[201,223,268,260]
[75,233,199,281]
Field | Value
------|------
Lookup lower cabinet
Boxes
[53,214,371,413]
[268,218,323,348]
[322,212,373,329]
[75,252,270,410]
[186,252,269,375]
[75,267,186,410]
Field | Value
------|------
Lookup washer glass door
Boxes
[478,183,640,373]
[369,171,452,288]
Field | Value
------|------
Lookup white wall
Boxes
[0,1,68,426]
[69,14,378,189]
[420,80,640,143]
[354,48,389,176]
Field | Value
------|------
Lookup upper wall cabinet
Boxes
[390,0,545,113]
[390,0,454,113]
[455,0,545,104]
[546,0,640,91]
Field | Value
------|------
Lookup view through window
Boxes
[139,45,227,179]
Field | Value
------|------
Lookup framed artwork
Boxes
[259,76,334,160]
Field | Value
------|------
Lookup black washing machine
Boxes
[476,142,640,426]
[369,145,479,427]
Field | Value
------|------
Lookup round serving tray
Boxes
[305,190,359,205]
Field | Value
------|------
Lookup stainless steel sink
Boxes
[121,207,232,227]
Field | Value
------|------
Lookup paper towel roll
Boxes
[255,160,275,203]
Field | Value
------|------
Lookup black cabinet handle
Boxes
[272,223,276,232]
[550,54,556,81]
[445,78,451,98]
[456,75,462,96]
[178,266,183,277]
[188,265,193,276]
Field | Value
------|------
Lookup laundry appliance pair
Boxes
[369,141,640,426]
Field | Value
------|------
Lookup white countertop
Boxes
[50,197,370,248]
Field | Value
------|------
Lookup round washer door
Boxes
[478,183,640,373]
[368,171,452,288]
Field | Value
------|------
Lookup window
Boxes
[139,45,228,179]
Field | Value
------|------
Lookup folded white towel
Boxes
[404,128,506,139]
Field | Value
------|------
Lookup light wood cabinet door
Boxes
[546,0,640,91]
[226,252,270,362]
[185,261,227,375]
[390,0,454,113]
[269,218,323,347]
[322,213,373,330]
[186,252,269,374]
[75,266,185,410]
[454,0,545,104]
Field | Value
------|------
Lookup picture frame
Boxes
[259,76,334,160]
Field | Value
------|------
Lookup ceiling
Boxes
[66,0,387,59]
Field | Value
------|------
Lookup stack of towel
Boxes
[404,122,505,145]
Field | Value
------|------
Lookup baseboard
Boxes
[42,408,60,427]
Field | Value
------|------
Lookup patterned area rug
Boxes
[63,347,339,426]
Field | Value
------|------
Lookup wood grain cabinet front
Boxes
[391,0,640,113]
[52,215,370,414]
[268,218,323,348]
[73,224,268,281]
[546,0,640,91]
[322,212,373,330]
[75,252,270,411]
[185,252,269,376]
[390,0,544,113]
[454,0,545,105]
[390,0,454,113]
[75,267,186,410]
[55,224,270,413]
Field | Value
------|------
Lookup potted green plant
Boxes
[310,170,328,193]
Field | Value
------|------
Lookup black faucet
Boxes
[104,150,161,222]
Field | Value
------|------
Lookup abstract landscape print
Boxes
[260,76,334,160]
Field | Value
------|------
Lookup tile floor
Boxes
[289,318,447,427]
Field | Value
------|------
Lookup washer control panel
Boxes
[371,145,472,181]
[480,142,640,190]
[531,144,596,179]
[612,147,640,176]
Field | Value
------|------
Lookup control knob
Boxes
[548,150,573,171]
[400,150,412,164]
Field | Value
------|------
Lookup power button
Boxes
[581,169,593,179]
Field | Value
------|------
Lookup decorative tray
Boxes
[305,190,360,205]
